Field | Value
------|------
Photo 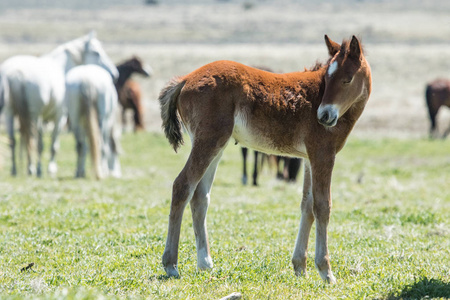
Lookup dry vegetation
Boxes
[0,0,450,136]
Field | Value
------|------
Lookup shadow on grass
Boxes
[150,274,181,281]
[384,277,450,300]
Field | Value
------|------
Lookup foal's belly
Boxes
[232,111,307,158]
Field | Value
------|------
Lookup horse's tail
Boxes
[10,80,36,164]
[0,74,6,115]
[158,77,186,152]
[80,82,102,180]
[425,84,437,131]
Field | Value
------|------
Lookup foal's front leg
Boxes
[292,161,314,277]
[310,154,336,284]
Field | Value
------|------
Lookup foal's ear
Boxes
[349,35,362,60]
[324,35,340,57]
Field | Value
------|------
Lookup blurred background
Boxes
[0,0,449,136]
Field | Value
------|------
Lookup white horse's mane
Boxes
[43,31,97,65]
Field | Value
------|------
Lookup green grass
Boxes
[0,132,449,299]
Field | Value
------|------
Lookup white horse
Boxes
[65,65,121,180]
[0,31,119,176]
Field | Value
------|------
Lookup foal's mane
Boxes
[305,61,327,72]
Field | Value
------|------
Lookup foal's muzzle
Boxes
[142,65,153,77]
[317,104,339,127]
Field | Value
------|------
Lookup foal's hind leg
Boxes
[292,161,314,277]
[162,137,229,277]
[190,150,224,271]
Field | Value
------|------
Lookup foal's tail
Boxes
[158,77,186,152]
[80,82,102,180]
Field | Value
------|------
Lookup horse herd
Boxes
[0,32,151,179]
[0,33,449,284]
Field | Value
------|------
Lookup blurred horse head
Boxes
[158,35,372,283]
[0,32,118,176]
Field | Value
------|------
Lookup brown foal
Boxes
[159,35,372,283]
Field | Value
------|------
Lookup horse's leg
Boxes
[190,149,224,271]
[108,126,122,178]
[36,122,43,177]
[310,154,336,284]
[292,160,314,277]
[276,156,283,179]
[442,120,450,138]
[283,157,291,181]
[121,107,127,132]
[74,126,87,178]
[99,120,110,177]
[426,95,438,138]
[131,99,144,131]
[241,147,248,185]
[6,112,17,176]
[162,136,230,277]
[26,118,38,176]
[288,158,302,182]
[252,150,259,186]
[48,114,66,176]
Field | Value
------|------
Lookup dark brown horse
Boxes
[241,148,302,185]
[425,78,450,138]
[276,156,302,182]
[159,35,372,283]
[115,57,152,131]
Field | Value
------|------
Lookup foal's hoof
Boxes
[164,265,180,278]
[326,274,337,284]
[318,270,337,284]
[197,256,213,271]
[294,268,308,278]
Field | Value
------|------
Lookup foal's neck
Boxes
[115,65,134,90]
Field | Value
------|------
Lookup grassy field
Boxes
[0,132,449,299]
[0,1,450,299]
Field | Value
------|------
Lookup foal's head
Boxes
[317,35,371,127]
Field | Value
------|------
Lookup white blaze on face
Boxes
[327,60,338,77]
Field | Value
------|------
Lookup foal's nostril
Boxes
[318,105,339,127]
[320,111,330,123]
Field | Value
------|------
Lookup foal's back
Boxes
[178,60,324,157]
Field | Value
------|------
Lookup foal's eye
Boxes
[343,77,353,85]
